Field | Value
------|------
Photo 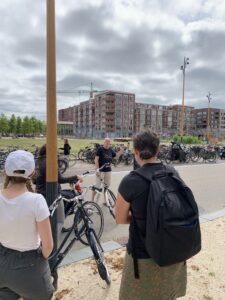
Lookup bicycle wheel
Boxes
[68,154,77,168]
[126,153,134,165]
[58,159,68,174]
[78,149,84,160]
[165,152,172,164]
[74,201,104,246]
[207,151,217,163]
[106,189,116,208]
[88,230,111,285]
[190,150,199,162]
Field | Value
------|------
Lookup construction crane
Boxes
[57,82,105,99]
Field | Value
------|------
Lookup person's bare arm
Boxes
[115,192,131,224]
[115,146,124,160]
[37,217,54,258]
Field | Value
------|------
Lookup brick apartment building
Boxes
[59,91,135,138]
[58,90,225,138]
[194,108,225,137]
[133,103,194,136]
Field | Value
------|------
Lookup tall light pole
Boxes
[179,56,190,136]
[206,92,212,142]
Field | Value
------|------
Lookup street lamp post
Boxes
[206,92,212,142]
[179,57,190,136]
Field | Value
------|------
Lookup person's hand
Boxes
[96,170,100,177]
[76,175,83,183]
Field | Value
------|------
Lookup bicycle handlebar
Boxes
[97,162,111,172]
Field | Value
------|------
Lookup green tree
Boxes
[0,114,9,134]
[16,116,23,135]
[8,114,17,135]
[22,116,31,135]
[29,116,36,134]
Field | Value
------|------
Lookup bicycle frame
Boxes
[93,180,115,219]
[49,197,97,273]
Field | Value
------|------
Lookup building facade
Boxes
[58,91,225,138]
[194,108,225,138]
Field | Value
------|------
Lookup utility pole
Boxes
[179,57,190,136]
[46,0,58,286]
[206,92,212,142]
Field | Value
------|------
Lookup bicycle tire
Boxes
[88,230,111,285]
[126,153,134,165]
[74,201,104,246]
[106,189,116,208]
[58,159,68,174]
[190,150,199,162]
[68,153,77,168]
[165,152,172,164]
[207,151,217,163]
[78,150,84,160]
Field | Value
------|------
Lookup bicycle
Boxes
[92,163,116,219]
[165,141,190,164]
[48,186,111,288]
[61,179,104,246]
[58,152,78,168]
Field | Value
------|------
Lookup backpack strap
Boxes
[131,217,140,279]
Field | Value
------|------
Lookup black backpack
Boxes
[134,164,201,268]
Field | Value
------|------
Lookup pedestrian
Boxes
[92,137,124,202]
[35,144,82,197]
[60,138,71,156]
[115,130,187,300]
[35,144,83,222]
[0,150,55,300]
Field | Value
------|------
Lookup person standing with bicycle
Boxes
[59,138,71,156]
[92,137,124,202]
[0,150,54,300]
[35,144,83,226]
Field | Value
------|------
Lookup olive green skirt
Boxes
[119,252,187,300]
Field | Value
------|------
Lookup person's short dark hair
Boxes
[133,130,160,160]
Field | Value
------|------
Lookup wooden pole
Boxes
[46,0,58,283]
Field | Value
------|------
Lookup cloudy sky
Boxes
[1,0,225,120]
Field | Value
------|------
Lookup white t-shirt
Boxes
[0,191,50,251]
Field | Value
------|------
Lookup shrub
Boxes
[172,135,202,144]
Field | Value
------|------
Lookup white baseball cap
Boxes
[5,150,35,179]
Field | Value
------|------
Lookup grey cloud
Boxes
[14,36,46,62]
[58,5,112,43]
[17,58,40,69]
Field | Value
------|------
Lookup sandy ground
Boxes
[53,217,225,300]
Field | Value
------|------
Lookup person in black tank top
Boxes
[115,130,187,300]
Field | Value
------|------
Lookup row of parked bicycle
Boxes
[158,142,225,164]
[77,143,134,166]
[1,141,225,174]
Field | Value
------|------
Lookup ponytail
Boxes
[3,176,34,192]
[26,179,35,193]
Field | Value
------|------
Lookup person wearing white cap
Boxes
[0,150,54,300]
